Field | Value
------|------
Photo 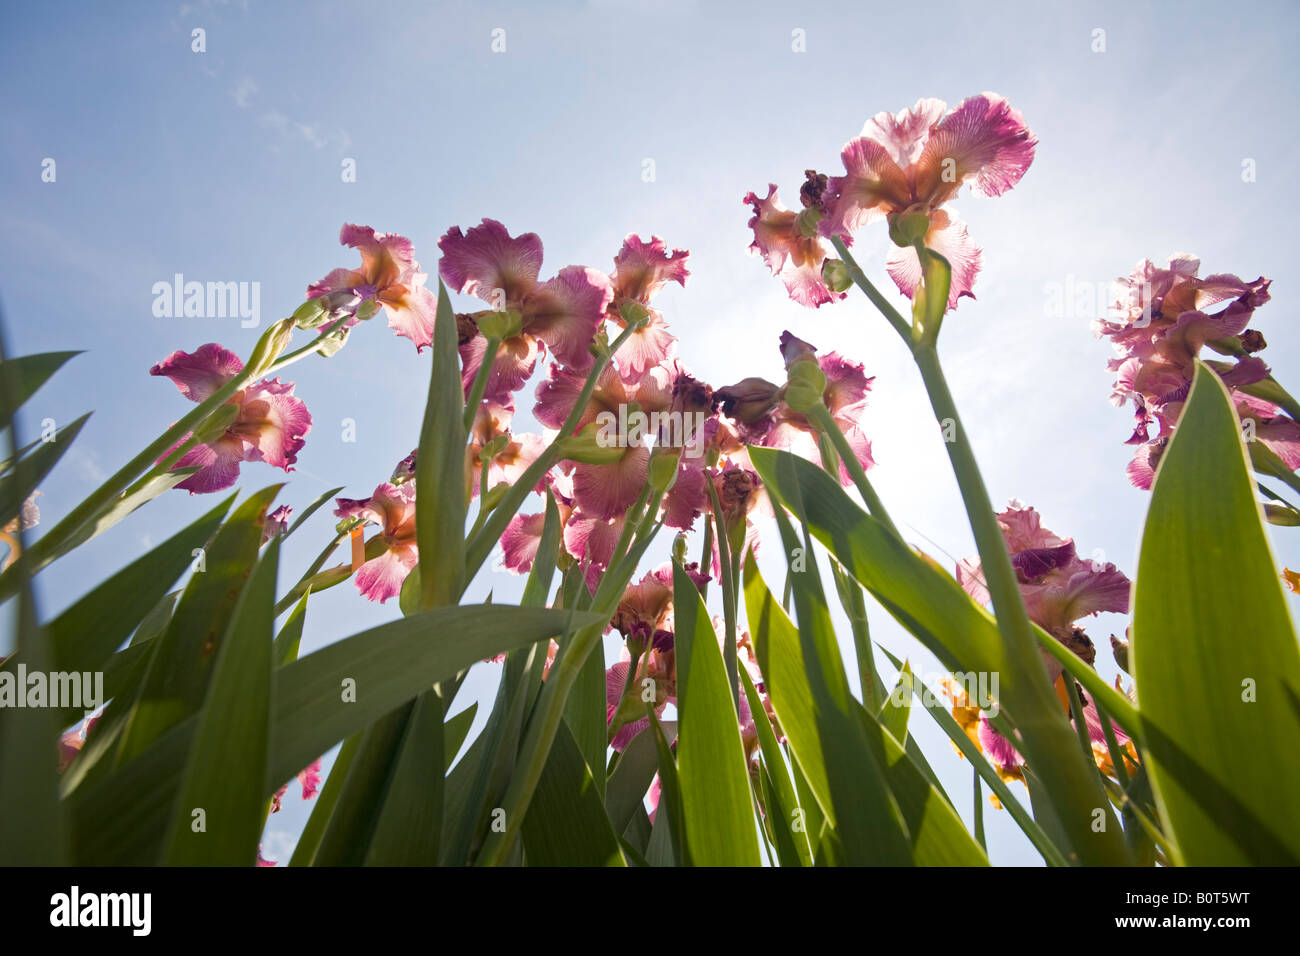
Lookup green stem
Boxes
[463,324,640,580]
[706,478,740,713]
[462,336,501,431]
[830,236,911,341]
[909,343,1130,865]
[973,769,986,851]
[475,491,664,866]
[806,403,899,536]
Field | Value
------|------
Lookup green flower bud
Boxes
[555,420,626,465]
[796,206,823,238]
[648,448,681,492]
[783,358,827,414]
[477,308,524,341]
[889,210,931,247]
[822,258,852,294]
[290,297,327,329]
[481,481,510,512]
[246,318,296,376]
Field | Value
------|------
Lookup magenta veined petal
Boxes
[611,234,690,304]
[238,378,313,472]
[150,343,244,402]
[523,266,614,369]
[381,280,438,352]
[915,92,1037,206]
[438,219,544,306]
[860,97,946,168]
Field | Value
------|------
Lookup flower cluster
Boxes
[748,93,1036,310]
[1094,254,1287,488]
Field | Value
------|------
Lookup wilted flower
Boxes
[151,343,312,494]
[818,94,1036,308]
[719,332,874,487]
[262,505,292,543]
[307,224,439,351]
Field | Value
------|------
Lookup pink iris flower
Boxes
[307,224,439,351]
[1095,255,1281,488]
[744,183,844,308]
[151,343,312,494]
[607,235,689,381]
[958,502,1131,647]
[439,219,614,402]
[334,482,418,603]
[818,93,1037,309]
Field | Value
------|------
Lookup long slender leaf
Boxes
[672,562,761,866]
[1133,361,1300,864]
[161,538,278,864]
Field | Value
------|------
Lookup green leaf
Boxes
[605,722,675,837]
[520,489,561,609]
[672,562,761,866]
[0,412,90,527]
[444,703,479,767]
[363,688,445,865]
[878,645,1068,866]
[45,495,233,674]
[43,469,201,566]
[288,734,359,867]
[521,720,625,866]
[739,663,812,866]
[115,485,281,764]
[161,537,278,864]
[271,590,309,667]
[285,485,346,538]
[646,708,686,866]
[748,514,914,866]
[750,444,1131,864]
[879,659,914,744]
[0,350,81,410]
[311,704,413,866]
[414,281,467,610]
[1132,361,1300,865]
[68,604,598,864]
[563,628,608,799]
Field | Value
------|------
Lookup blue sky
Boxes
[3,0,1298,865]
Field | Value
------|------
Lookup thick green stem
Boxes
[910,343,1130,865]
